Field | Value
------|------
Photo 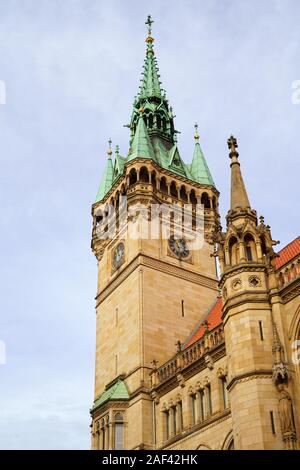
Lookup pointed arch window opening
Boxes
[170,181,178,198]
[139,166,150,183]
[244,234,257,262]
[228,236,239,266]
[160,177,168,194]
[201,192,210,209]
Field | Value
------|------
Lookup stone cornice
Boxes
[219,263,266,289]
[221,292,270,320]
[278,276,300,304]
[96,254,218,305]
[91,400,129,419]
[161,408,231,449]
[92,158,220,211]
[153,342,226,396]
[227,369,272,392]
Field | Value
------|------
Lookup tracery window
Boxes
[114,412,124,450]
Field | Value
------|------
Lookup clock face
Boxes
[168,236,189,258]
[113,243,125,269]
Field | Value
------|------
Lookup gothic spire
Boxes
[127,111,156,162]
[191,124,215,186]
[128,16,176,144]
[227,135,251,210]
[137,15,164,99]
[95,139,114,202]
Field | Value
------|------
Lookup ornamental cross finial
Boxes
[107,138,112,156]
[227,135,238,153]
[145,15,154,36]
[194,122,199,141]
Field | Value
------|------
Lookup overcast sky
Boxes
[0,0,299,449]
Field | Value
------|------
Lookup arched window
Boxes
[212,196,216,209]
[114,413,124,450]
[149,114,154,128]
[160,177,168,194]
[164,410,170,441]
[220,377,229,409]
[129,168,137,185]
[115,191,120,210]
[151,171,157,188]
[228,236,239,266]
[180,185,188,202]
[170,181,178,198]
[139,166,149,183]
[244,234,257,262]
[157,115,161,129]
[201,192,210,209]
[190,189,197,206]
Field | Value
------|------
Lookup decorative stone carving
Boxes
[277,385,297,449]
[176,373,185,388]
[205,355,214,370]
[231,278,242,291]
[248,275,261,287]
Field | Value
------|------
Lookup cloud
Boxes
[0,0,299,449]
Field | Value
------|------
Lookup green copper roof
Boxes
[127,113,156,162]
[95,154,113,202]
[190,141,215,186]
[113,146,126,180]
[91,380,129,412]
[93,20,216,203]
[138,41,163,99]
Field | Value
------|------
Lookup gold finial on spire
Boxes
[145,14,154,43]
[194,122,200,141]
[107,138,112,156]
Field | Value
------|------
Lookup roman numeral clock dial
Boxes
[168,236,189,259]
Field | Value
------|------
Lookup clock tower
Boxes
[90,17,220,450]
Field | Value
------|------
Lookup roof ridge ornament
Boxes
[227,135,239,159]
[145,14,154,43]
[107,138,113,156]
[194,122,200,141]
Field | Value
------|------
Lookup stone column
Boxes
[109,421,114,450]
[195,393,200,423]
[176,403,182,433]
[239,241,246,262]
[204,386,211,418]
[225,248,230,266]
[104,423,109,450]
[169,407,175,437]
[256,241,263,261]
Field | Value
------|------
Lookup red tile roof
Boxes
[275,236,300,270]
[183,237,300,349]
[185,297,223,349]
